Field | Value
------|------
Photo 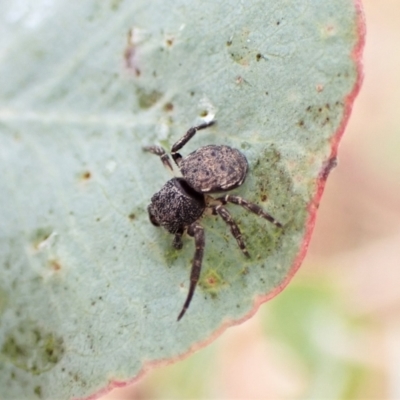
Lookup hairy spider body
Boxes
[179,145,248,193]
[148,178,205,234]
[144,121,282,321]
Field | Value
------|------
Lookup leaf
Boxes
[0,0,364,399]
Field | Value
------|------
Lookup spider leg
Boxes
[177,222,205,321]
[171,121,216,165]
[216,194,283,228]
[213,204,250,258]
[172,228,184,250]
[143,145,174,172]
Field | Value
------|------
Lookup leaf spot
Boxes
[163,102,174,112]
[49,259,62,271]
[81,171,91,180]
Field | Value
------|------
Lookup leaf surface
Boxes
[0,1,364,399]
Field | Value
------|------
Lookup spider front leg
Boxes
[213,204,250,258]
[171,121,216,165]
[216,194,283,228]
[177,222,205,321]
[143,145,174,172]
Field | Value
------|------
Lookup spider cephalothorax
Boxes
[144,121,282,320]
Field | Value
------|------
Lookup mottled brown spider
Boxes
[143,121,282,321]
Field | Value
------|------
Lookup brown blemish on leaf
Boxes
[128,213,136,221]
[49,259,62,271]
[165,36,174,47]
[322,117,330,126]
[200,270,224,294]
[324,24,336,36]
[124,28,141,76]
[81,171,91,180]
[163,102,173,112]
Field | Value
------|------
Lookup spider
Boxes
[143,121,282,321]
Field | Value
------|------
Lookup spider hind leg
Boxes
[216,194,282,228]
[213,204,250,258]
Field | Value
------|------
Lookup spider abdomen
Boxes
[180,145,248,193]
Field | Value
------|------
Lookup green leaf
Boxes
[0,1,364,399]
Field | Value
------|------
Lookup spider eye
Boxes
[148,205,160,227]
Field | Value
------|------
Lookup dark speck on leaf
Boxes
[82,171,91,180]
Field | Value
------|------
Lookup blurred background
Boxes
[104,1,400,398]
